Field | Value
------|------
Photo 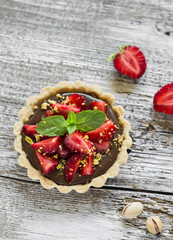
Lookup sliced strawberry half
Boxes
[109,45,146,79]
[63,94,87,110]
[89,101,107,113]
[153,82,173,114]
[92,140,110,152]
[56,143,71,159]
[65,154,82,183]
[23,125,37,137]
[87,120,116,141]
[49,103,81,119]
[80,153,95,176]
[64,131,93,155]
[31,136,61,154]
[35,151,58,175]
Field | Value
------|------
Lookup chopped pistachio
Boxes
[48,99,57,104]
[24,117,29,122]
[25,136,33,145]
[41,102,48,110]
[33,105,38,110]
[56,93,64,99]
[34,134,41,142]
[53,154,58,159]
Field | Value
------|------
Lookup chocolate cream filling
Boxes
[22,92,122,185]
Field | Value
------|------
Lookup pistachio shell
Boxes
[146,216,162,235]
[122,202,143,219]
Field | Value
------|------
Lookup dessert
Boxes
[14,81,132,193]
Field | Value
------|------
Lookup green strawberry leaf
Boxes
[108,53,117,61]
[76,110,106,132]
[36,115,67,137]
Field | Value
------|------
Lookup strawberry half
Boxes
[80,153,95,176]
[31,136,61,154]
[64,131,93,155]
[89,101,107,113]
[92,140,110,152]
[49,103,81,119]
[63,94,87,110]
[109,45,146,79]
[23,125,37,137]
[65,154,82,183]
[35,151,58,175]
[153,82,173,114]
[87,120,116,141]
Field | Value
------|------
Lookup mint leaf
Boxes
[67,125,77,135]
[66,110,76,125]
[36,116,67,137]
[76,110,106,132]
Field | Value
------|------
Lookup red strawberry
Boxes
[109,45,146,79]
[23,125,37,137]
[63,94,87,110]
[49,103,81,119]
[65,154,82,183]
[80,153,95,176]
[89,101,107,113]
[153,82,173,114]
[56,143,70,159]
[35,151,58,175]
[31,136,61,154]
[87,120,116,141]
[92,140,110,152]
[64,131,93,155]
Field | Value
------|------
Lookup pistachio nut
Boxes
[122,202,143,219]
[146,216,162,235]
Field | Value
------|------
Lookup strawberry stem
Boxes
[118,44,129,52]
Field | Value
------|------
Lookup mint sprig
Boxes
[36,110,106,136]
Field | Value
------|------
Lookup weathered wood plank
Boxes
[0,177,172,240]
[0,0,173,194]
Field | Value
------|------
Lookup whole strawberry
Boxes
[108,45,147,79]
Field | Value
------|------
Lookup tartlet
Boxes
[14,81,132,193]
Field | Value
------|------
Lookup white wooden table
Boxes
[0,0,173,239]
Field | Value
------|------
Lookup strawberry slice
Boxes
[31,136,61,154]
[65,154,82,183]
[64,131,93,155]
[56,143,70,159]
[153,82,173,114]
[35,151,58,175]
[109,45,146,79]
[87,120,116,141]
[23,125,37,137]
[80,153,95,176]
[89,101,107,113]
[63,94,87,110]
[49,103,81,119]
[92,140,110,152]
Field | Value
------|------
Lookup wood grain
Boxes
[0,177,173,240]
[0,0,173,239]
